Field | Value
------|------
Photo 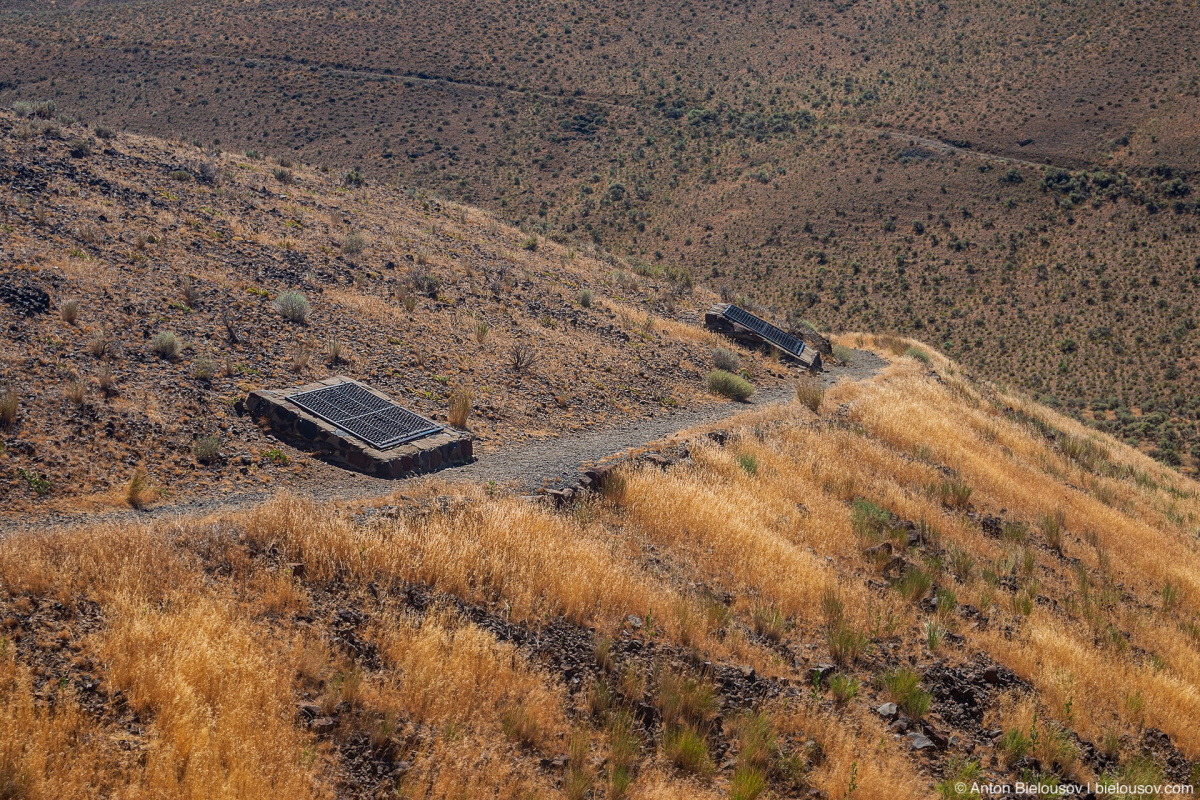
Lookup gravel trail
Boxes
[2,350,887,534]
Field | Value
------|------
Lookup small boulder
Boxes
[876,702,898,720]
[908,732,936,751]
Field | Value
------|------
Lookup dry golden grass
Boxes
[775,702,928,800]
[3,336,1199,797]
[0,652,122,799]
[368,608,566,743]
[244,493,671,627]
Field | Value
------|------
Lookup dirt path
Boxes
[2,350,887,534]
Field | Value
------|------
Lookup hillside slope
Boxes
[2,341,1198,798]
[0,110,801,517]
[3,0,1198,468]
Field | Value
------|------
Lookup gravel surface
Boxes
[2,350,887,535]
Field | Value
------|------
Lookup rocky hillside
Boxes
[0,110,799,517]
[2,341,1198,799]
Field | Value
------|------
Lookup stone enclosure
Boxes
[245,376,472,478]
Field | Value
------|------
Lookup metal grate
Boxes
[287,382,443,450]
[722,305,807,358]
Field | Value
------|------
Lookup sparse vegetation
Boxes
[6,48,1200,794]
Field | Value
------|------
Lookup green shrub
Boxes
[272,167,293,184]
[936,757,983,799]
[730,766,768,800]
[342,168,364,188]
[894,566,932,602]
[655,669,718,729]
[932,480,973,510]
[826,622,869,665]
[707,369,755,401]
[18,468,51,496]
[500,703,539,747]
[998,728,1031,766]
[850,498,892,541]
[169,169,192,182]
[1039,510,1066,554]
[737,452,758,475]
[925,620,944,651]
[150,331,182,359]
[935,587,957,616]
[1002,520,1028,544]
[905,346,931,364]
[273,289,310,323]
[947,545,975,583]
[578,289,594,308]
[833,343,855,364]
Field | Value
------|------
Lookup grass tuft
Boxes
[448,386,472,429]
[880,669,933,719]
[795,374,825,413]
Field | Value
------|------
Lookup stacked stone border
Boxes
[245,376,472,479]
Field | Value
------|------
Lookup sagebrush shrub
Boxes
[273,290,310,323]
[150,331,182,359]
[712,346,741,372]
[707,369,754,401]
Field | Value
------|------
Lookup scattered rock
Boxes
[0,277,50,316]
[805,663,837,685]
[863,542,892,559]
[908,732,936,750]
[876,702,898,720]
